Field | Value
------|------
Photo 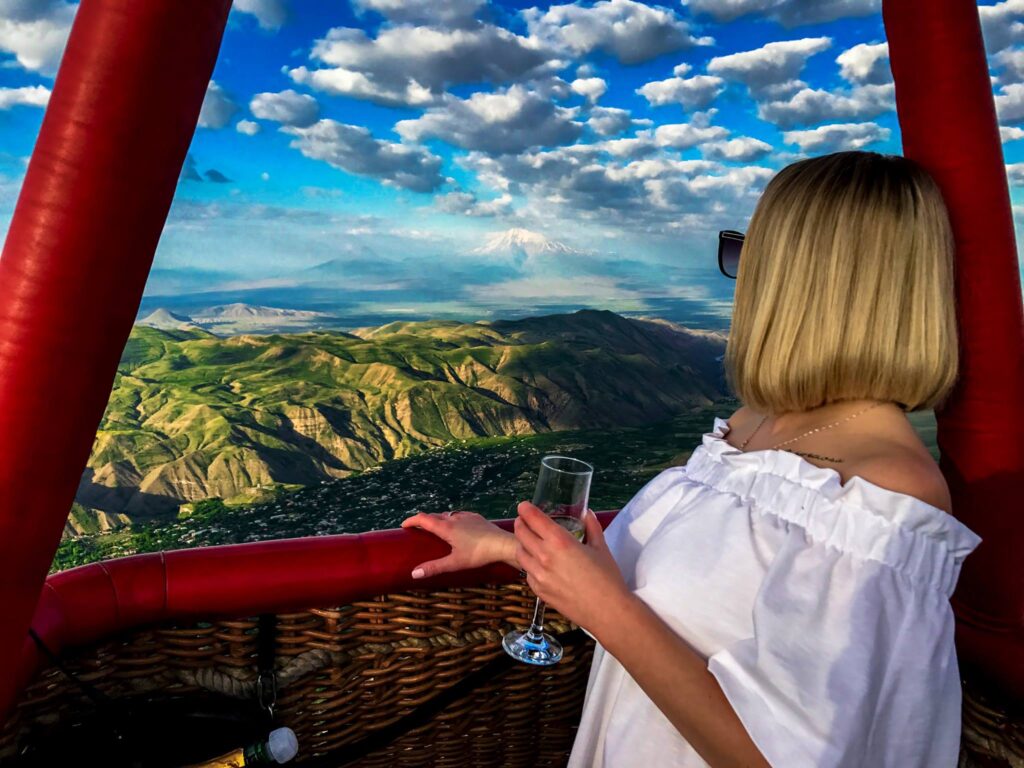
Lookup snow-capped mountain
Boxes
[472,228,581,261]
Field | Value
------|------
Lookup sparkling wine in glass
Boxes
[502,454,593,666]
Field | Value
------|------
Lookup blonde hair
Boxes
[724,151,959,415]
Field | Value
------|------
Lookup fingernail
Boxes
[412,568,425,579]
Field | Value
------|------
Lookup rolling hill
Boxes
[77,309,728,521]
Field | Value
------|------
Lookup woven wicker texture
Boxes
[0,583,592,766]
[0,580,1021,766]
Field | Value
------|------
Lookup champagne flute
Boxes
[502,454,593,666]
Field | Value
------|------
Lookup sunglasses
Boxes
[718,230,744,279]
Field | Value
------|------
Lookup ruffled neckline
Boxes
[683,416,981,595]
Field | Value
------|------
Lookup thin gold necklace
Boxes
[739,401,886,463]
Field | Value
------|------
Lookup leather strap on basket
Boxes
[302,627,591,768]
[256,613,278,717]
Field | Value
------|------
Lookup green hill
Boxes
[76,309,728,521]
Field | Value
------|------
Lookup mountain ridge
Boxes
[77,309,728,522]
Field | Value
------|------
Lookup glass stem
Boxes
[526,597,547,640]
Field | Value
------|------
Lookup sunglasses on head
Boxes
[718,230,744,279]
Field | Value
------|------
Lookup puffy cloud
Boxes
[523,0,713,65]
[0,0,74,74]
[571,76,607,102]
[198,81,239,129]
[250,89,319,127]
[758,83,894,128]
[836,42,890,85]
[233,0,287,30]
[395,84,583,154]
[782,121,890,151]
[236,119,261,136]
[995,83,1024,123]
[435,190,513,216]
[1007,162,1024,185]
[653,111,729,148]
[636,71,724,110]
[458,143,754,230]
[1001,125,1024,142]
[284,119,446,193]
[701,137,772,161]
[993,47,1024,85]
[352,0,483,26]
[587,106,633,136]
[707,38,831,97]
[684,0,879,26]
[289,24,553,107]
[0,83,49,109]
[979,0,1024,54]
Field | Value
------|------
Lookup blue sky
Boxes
[1,0,1023,330]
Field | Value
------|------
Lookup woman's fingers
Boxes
[514,514,545,559]
[517,501,560,539]
[410,554,457,580]
[402,512,450,538]
[583,509,607,551]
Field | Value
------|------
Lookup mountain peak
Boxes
[472,228,580,259]
[138,308,196,330]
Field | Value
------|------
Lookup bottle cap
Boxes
[267,727,299,764]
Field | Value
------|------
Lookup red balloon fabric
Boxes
[884,0,1024,697]
[0,0,233,717]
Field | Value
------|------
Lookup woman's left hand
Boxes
[514,501,633,636]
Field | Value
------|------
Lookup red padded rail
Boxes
[17,513,620,691]
[0,0,232,716]
[884,0,1024,697]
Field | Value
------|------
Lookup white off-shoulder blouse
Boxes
[567,415,982,768]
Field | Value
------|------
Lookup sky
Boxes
[1,0,1023,331]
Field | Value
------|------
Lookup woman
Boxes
[401,151,982,767]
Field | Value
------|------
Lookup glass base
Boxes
[502,628,563,666]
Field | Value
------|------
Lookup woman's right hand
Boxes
[401,510,518,579]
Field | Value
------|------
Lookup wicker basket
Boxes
[1,579,1021,767]
[0,582,593,767]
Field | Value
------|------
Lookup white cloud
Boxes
[701,137,772,161]
[236,119,261,136]
[994,47,1024,85]
[758,83,894,128]
[587,106,633,136]
[836,42,890,85]
[198,81,239,129]
[250,89,319,127]
[523,0,713,65]
[395,84,583,154]
[995,83,1024,123]
[571,76,607,102]
[284,119,445,192]
[1001,125,1024,142]
[684,0,879,26]
[653,111,729,148]
[289,24,553,108]
[782,121,890,151]
[353,0,483,26]
[979,0,1024,54]
[708,38,831,97]
[636,72,724,110]
[0,83,49,109]
[1007,162,1024,185]
[233,0,287,30]
[260,171,270,181]
[0,0,74,75]
[435,190,513,216]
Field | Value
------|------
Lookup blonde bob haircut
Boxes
[724,150,959,415]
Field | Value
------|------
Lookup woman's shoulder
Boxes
[724,404,952,515]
